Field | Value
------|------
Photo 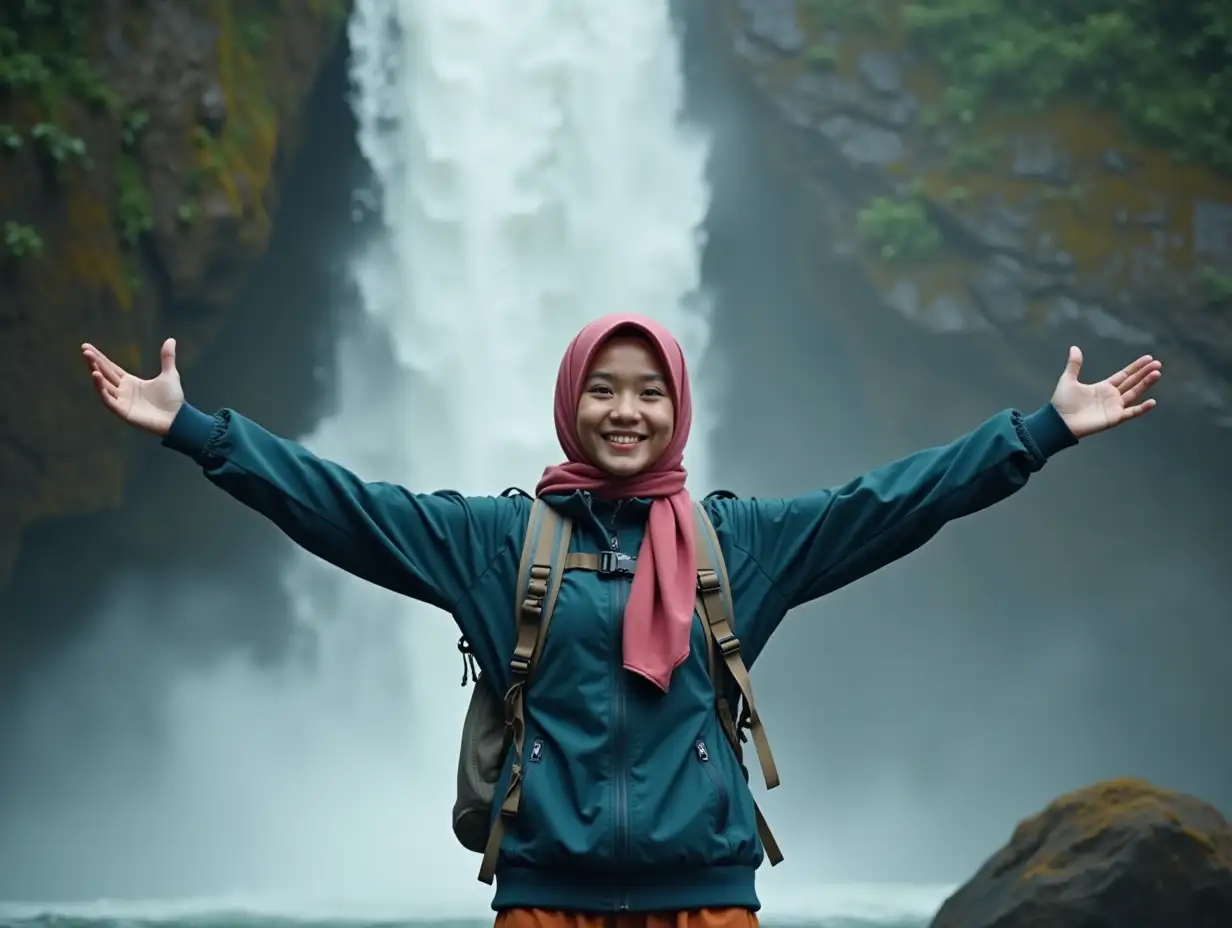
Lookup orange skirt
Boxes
[495,908,757,928]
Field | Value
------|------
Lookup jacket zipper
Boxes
[695,739,729,832]
[608,502,631,910]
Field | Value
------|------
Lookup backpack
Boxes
[452,492,783,884]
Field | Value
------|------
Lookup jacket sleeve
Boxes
[723,403,1077,623]
[162,403,517,612]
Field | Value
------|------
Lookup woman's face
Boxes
[576,336,676,478]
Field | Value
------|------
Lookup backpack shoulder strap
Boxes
[477,498,572,883]
[692,499,784,866]
[692,500,780,790]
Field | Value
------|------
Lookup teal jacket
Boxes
[163,401,1076,912]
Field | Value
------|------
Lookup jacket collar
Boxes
[542,490,652,545]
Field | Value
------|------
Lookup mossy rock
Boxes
[725,0,1232,422]
[0,0,351,584]
[931,779,1232,928]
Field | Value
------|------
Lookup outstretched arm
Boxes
[82,339,518,611]
[722,403,1074,615]
[715,349,1161,651]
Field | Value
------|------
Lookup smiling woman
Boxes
[80,301,1161,923]
[577,334,677,478]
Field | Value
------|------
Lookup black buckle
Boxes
[509,654,531,676]
[599,551,637,575]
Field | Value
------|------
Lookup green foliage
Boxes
[115,153,153,246]
[242,19,270,52]
[0,48,52,90]
[191,126,228,176]
[898,0,1232,174]
[324,0,349,26]
[0,0,102,115]
[3,220,43,259]
[946,135,1003,173]
[30,121,86,165]
[1198,266,1232,306]
[121,109,149,149]
[1,0,158,267]
[806,44,838,70]
[856,194,943,261]
[802,0,894,30]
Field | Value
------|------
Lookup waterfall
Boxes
[246,0,713,909]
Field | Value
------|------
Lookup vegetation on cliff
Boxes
[788,0,1232,321]
[0,0,346,274]
[0,0,349,586]
[803,0,1232,176]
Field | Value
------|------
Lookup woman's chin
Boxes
[600,461,647,478]
[595,451,651,478]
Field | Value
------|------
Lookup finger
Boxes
[159,337,177,376]
[1107,354,1154,388]
[91,369,118,397]
[81,347,103,381]
[82,344,125,386]
[1063,346,1083,381]
[1117,359,1161,394]
[1121,367,1162,405]
[1118,398,1157,422]
[91,371,121,409]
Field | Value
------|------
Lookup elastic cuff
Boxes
[161,403,216,463]
[1022,402,1078,460]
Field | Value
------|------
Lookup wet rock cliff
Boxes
[720,0,1232,426]
[0,0,349,585]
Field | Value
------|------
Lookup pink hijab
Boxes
[535,313,696,693]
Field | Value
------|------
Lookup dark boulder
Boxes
[930,778,1232,928]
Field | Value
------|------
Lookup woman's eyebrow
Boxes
[587,370,665,382]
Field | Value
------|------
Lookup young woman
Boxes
[81,314,1160,928]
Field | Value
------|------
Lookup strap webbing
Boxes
[693,503,780,791]
[477,501,571,884]
[693,502,784,866]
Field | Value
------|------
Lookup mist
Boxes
[1,0,1229,906]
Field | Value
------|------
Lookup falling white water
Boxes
[188,0,714,911]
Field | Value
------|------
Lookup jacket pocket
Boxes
[693,737,730,834]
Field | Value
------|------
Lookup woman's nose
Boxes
[612,393,639,420]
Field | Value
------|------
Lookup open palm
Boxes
[81,338,184,437]
[1050,346,1162,439]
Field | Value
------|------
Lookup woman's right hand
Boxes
[82,337,184,437]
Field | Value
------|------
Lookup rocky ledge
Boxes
[722,0,1232,428]
[0,0,349,583]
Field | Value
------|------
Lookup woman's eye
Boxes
[588,385,613,396]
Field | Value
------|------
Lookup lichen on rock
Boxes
[723,0,1232,427]
[0,0,349,584]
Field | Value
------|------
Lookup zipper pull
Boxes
[695,740,710,762]
[530,738,543,763]
[609,500,624,550]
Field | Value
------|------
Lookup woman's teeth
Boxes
[605,435,643,444]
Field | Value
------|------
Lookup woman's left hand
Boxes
[1050,346,1162,439]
